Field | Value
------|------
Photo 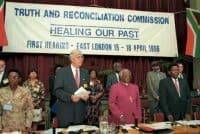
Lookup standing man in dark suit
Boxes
[146,61,166,119]
[106,62,122,91]
[0,59,8,88]
[54,50,89,127]
[159,63,191,121]
[176,61,189,84]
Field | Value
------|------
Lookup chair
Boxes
[141,99,149,123]
[153,112,165,122]
[194,111,200,120]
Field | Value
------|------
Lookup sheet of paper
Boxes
[120,124,135,130]
[139,122,172,131]
[66,125,99,132]
[74,87,90,96]
[176,120,200,125]
[148,122,172,130]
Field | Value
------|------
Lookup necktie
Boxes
[75,68,80,87]
[174,79,181,97]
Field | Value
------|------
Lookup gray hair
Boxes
[119,68,131,80]
[69,49,83,60]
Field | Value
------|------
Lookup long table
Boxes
[33,125,200,134]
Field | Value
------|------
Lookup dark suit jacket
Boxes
[0,71,8,88]
[159,77,191,121]
[106,73,118,90]
[49,76,56,107]
[54,66,89,127]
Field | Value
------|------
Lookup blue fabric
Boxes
[51,102,58,114]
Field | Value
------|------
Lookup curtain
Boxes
[1,0,190,94]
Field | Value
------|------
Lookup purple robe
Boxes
[108,82,141,125]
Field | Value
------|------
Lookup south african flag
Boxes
[0,0,7,46]
[185,8,200,58]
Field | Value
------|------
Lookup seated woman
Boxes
[86,69,104,125]
[23,69,45,129]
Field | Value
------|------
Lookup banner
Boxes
[0,0,7,46]
[3,2,178,57]
[185,8,200,58]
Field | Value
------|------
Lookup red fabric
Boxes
[0,1,8,46]
[108,82,141,125]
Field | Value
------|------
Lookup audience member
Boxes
[176,61,190,89]
[0,69,33,132]
[0,59,8,88]
[86,69,104,125]
[106,62,122,91]
[23,69,45,124]
[49,64,63,120]
[146,61,166,119]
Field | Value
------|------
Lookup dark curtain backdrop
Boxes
[0,0,191,95]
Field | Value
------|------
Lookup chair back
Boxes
[194,111,200,120]
[153,112,165,122]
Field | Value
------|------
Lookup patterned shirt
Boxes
[0,86,34,132]
[23,80,45,109]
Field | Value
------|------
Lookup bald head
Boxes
[69,50,84,68]
[119,69,132,83]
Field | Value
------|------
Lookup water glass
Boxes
[99,116,108,134]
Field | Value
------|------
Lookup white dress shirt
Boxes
[0,71,5,82]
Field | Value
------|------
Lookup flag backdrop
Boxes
[0,0,7,46]
[185,8,200,58]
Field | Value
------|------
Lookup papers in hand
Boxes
[74,87,90,97]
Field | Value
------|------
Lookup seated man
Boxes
[0,69,34,132]
[109,69,141,125]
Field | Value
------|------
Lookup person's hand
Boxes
[80,94,89,101]
[90,95,97,103]
[71,95,81,102]
[156,96,159,101]
[119,115,126,125]
[167,115,174,122]
[22,127,31,134]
